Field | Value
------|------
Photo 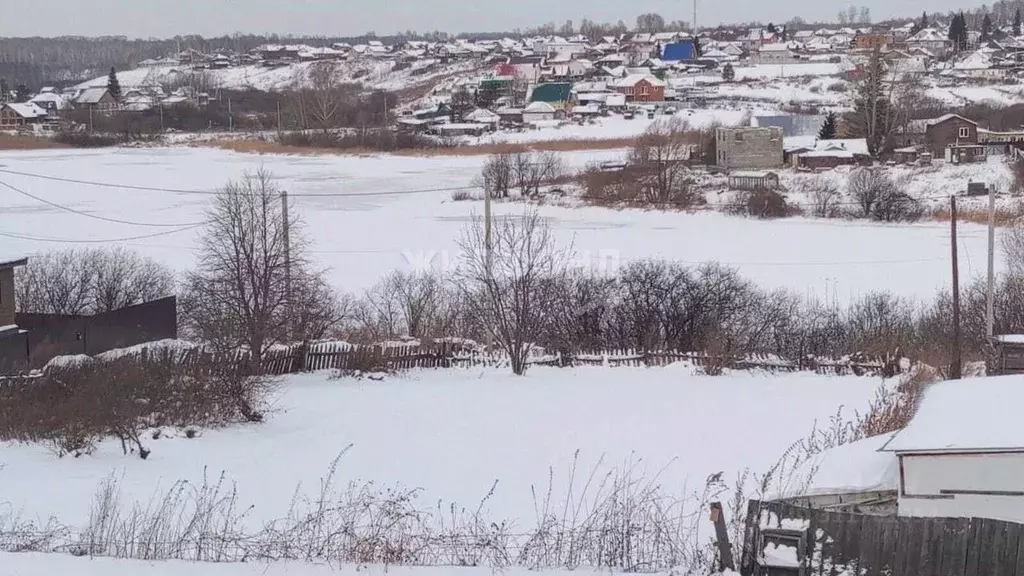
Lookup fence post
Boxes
[711,501,736,572]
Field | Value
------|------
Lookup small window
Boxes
[959,127,970,138]
[735,132,744,142]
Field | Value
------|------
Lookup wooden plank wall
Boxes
[741,500,1024,576]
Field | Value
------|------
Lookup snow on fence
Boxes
[2,340,895,380]
[741,499,1024,576]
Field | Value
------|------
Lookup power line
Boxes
[0,178,202,228]
[0,168,479,198]
[0,225,202,244]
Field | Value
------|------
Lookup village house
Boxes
[0,103,48,129]
[0,257,28,371]
[905,28,950,56]
[853,32,892,51]
[920,114,985,162]
[528,82,573,110]
[753,115,827,137]
[753,43,796,64]
[74,87,118,112]
[881,376,1024,524]
[715,126,784,169]
[785,138,871,169]
[522,101,559,123]
[612,74,666,102]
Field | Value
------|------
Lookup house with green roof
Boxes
[529,82,574,110]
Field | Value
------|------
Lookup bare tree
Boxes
[512,151,566,198]
[1004,220,1024,276]
[16,248,173,315]
[809,179,842,218]
[305,61,343,132]
[628,118,702,205]
[478,153,515,199]
[181,169,340,361]
[457,209,569,375]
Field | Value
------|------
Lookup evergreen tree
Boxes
[1015,9,1022,36]
[781,25,788,42]
[818,112,838,140]
[948,13,968,52]
[911,11,927,35]
[766,22,778,34]
[721,62,735,81]
[981,14,992,43]
[692,34,702,57]
[13,85,29,103]
[107,67,122,101]
[0,79,8,103]
[847,48,892,156]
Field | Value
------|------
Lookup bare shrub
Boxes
[1003,219,1024,276]
[809,179,842,218]
[16,248,174,315]
[513,151,567,198]
[1011,158,1024,194]
[478,153,515,199]
[451,189,474,202]
[743,189,789,219]
[847,168,922,222]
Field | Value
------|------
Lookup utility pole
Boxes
[88,105,94,132]
[484,174,493,276]
[276,100,282,137]
[228,98,234,132]
[281,190,292,342]
[987,184,996,341]
[951,194,963,380]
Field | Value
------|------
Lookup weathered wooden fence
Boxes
[2,340,896,380]
[741,499,1024,576]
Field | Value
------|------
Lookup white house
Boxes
[463,107,500,128]
[906,28,950,55]
[523,100,557,123]
[753,43,795,64]
[881,376,1024,523]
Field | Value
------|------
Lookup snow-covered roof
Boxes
[882,375,1024,453]
[771,434,899,499]
[908,28,947,43]
[4,102,47,118]
[75,87,110,104]
[523,101,556,114]
[760,43,792,52]
[613,74,667,88]
[464,108,500,122]
[925,113,977,127]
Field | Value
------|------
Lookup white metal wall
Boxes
[899,452,1024,523]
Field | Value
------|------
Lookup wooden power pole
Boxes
[987,184,996,341]
[281,190,292,341]
[951,194,963,380]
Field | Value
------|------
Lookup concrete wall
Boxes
[0,268,14,328]
[716,127,784,169]
[899,452,1024,523]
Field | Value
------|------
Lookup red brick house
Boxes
[613,74,666,102]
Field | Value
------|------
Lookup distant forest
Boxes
[2,2,1023,89]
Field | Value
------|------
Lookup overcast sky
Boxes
[2,0,982,38]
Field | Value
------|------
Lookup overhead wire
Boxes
[0,225,202,244]
[0,168,479,197]
[0,178,203,227]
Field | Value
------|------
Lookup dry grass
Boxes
[204,137,638,158]
[0,134,68,150]
[926,203,1024,227]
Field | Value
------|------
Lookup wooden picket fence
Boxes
[741,499,1024,576]
[2,340,896,380]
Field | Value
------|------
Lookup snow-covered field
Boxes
[75,59,481,93]
[0,147,1001,302]
[0,366,880,531]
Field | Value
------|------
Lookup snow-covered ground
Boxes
[3,554,663,576]
[75,59,481,93]
[464,107,768,144]
[0,366,879,531]
[0,147,1002,302]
